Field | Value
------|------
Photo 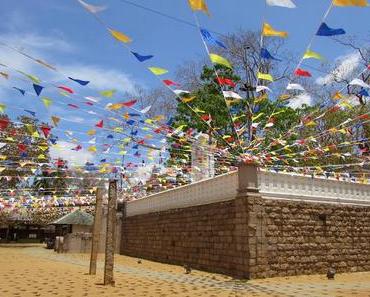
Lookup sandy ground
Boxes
[1,245,370,297]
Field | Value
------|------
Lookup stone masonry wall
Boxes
[121,200,242,276]
[263,198,370,278]
[121,196,370,279]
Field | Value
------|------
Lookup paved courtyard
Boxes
[1,245,370,297]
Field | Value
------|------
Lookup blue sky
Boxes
[0,0,368,171]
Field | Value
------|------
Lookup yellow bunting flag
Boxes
[262,23,288,38]
[257,72,274,82]
[109,29,132,43]
[209,53,232,69]
[87,129,96,136]
[100,89,116,98]
[42,97,52,108]
[51,116,60,127]
[332,91,343,100]
[181,96,196,103]
[18,71,41,83]
[88,146,97,153]
[303,49,323,60]
[333,0,368,6]
[0,104,6,113]
[148,67,168,75]
[0,167,5,173]
[188,0,210,15]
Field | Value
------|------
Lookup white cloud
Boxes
[287,93,313,109]
[50,141,94,166]
[316,52,361,85]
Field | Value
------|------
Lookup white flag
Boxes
[266,0,296,8]
[287,83,305,91]
[173,89,190,95]
[77,0,106,14]
[140,105,151,114]
[223,91,242,99]
[256,86,272,93]
[349,78,370,89]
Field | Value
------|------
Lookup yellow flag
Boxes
[148,67,168,75]
[209,53,232,69]
[18,71,41,83]
[262,23,288,38]
[303,49,323,60]
[109,29,132,43]
[257,72,274,82]
[42,97,52,108]
[188,0,210,15]
[332,91,343,100]
[87,129,96,136]
[333,0,367,6]
[181,96,196,103]
[0,103,6,113]
[88,146,97,153]
[100,89,116,97]
[51,116,60,127]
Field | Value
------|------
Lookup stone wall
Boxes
[263,198,370,278]
[121,196,370,279]
[121,200,241,276]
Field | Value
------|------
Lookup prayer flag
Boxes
[109,29,132,43]
[216,77,236,87]
[223,91,242,99]
[316,23,345,36]
[294,68,312,77]
[148,67,168,75]
[257,72,274,82]
[209,53,232,68]
[266,0,296,8]
[100,89,116,97]
[68,77,90,86]
[77,0,106,13]
[13,87,25,95]
[163,79,180,86]
[261,48,281,61]
[131,51,154,62]
[287,83,305,91]
[96,120,104,128]
[33,84,44,96]
[262,23,288,37]
[333,0,367,6]
[256,86,272,93]
[349,78,369,88]
[188,0,209,15]
[42,97,53,108]
[51,116,60,127]
[303,49,323,60]
[58,86,74,94]
[200,28,227,49]
[0,104,6,113]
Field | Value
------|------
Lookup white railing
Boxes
[126,171,238,217]
[259,170,370,204]
[126,170,370,216]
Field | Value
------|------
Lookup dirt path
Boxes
[1,246,370,297]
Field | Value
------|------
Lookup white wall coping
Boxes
[125,169,370,217]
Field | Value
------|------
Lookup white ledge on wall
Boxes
[125,170,370,217]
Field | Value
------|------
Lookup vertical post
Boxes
[89,187,103,275]
[104,180,117,286]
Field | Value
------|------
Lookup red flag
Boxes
[122,100,137,107]
[216,77,236,87]
[357,114,370,120]
[294,68,312,77]
[58,86,74,94]
[137,139,145,145]
[40,126,51,138]
[85,102,94,106]
[68,104,79,109]
[18,144,27,152]
[163,79,180,86]
[72,145,82,151]
[96,120,104,128]
[0,118,9,130]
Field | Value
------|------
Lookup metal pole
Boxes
[89,187,103,275]
[104,180,117,286]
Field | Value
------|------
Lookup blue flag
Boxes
[316,23,345,36]
[68,77,90,86]
[200,28,227,49]
[131,130,138,136]
[126,120,136,125]
[260,48,281,61]
[359,88,369,97]
[131,51,154,62]
[13,87,25,95]
[24,110,36,117]
[33,84,44,96]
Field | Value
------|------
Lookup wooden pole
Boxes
[89,187,103,275]
[104,180,117,286]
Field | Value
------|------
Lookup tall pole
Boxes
[104,180,117,286]
[89,187,103,275]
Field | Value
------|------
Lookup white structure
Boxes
[191,133,215,182]
[126,169,370,217]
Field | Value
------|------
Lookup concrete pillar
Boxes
[89,187,103,275]
[234,163,268,279]
[104,180,117,286]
